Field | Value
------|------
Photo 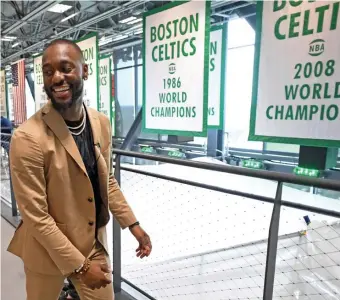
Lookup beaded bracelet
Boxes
[75,258,91,275]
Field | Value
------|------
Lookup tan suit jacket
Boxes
[8,101,137,276]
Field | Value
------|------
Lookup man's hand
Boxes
[129,225,152,259]
[79,261,112,289]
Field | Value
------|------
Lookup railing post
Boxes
[263,181,282,300]
[113,154,122,293]
[7,152,18,217]
[114,154,121,184]
[9,172,18,217]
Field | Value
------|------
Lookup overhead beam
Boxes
[34,12,46,36]
[2,0,235,65]
[97,3,118,27]
[213,1,254,15]
[1,17,107,34]
[2,1,60,35]
[1,0,145,65]
[235,3,257,30]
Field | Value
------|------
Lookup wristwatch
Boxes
[129,221,140,229]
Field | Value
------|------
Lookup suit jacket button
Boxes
[88,221,94,226]
[88,197,93,202]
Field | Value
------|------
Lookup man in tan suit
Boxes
[8,39,152,300]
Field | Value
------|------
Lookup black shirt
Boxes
[64,110,102,235]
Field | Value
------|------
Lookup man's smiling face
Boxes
[42,42,88,111]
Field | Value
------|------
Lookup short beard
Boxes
[50,97,74,112]
[46,82,84,113]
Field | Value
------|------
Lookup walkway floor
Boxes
[1,217,26,299]
[0,217,137,300]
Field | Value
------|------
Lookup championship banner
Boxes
[111,74,115,136]
[33,54,48,111]
[143,0,211,136]
[99,55,113,128]
[249,1,340,147]
[7,83,14,121]
[11,59,27,125]
[76,33,99,110]
[208,24,227,129]
[0,70,8,117]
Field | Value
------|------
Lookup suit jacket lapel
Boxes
[86,107,109,204]
[86,106,101,148]
[42,102,88,176]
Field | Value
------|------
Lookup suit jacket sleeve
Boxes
[105,120,137,229]
[10,130,85,276]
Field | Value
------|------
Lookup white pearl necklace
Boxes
[67,106,86,136]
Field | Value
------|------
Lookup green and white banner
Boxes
[77,33,99,110]
[249,1,340,147]
[7,83,14,121]
[111,75,115,136]
[99,55,113,129]
[33,54,48,111]
[143,0,211,136]
[0,70,8,117]
[208,24,227,129]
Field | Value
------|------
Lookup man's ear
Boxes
[83,64,89,79]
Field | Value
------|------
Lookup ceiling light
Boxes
[11,42,19,48]
[127,18,141,25]
[5,65,11,70]
[99,36,113,46]
[61,12,79,22]
[1,36,17,42]
[113,35,127,42]
[32,52,40,56]
[134,29,143,35]
[132,8,146,16]
[99,34,127,46]
[119,16,136,24]
[48,4,72,14]
[129,23,142,31]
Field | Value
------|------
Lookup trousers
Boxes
[24,241,114,300]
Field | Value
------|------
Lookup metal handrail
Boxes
[119,165,340,219]
[114,149,340,299]
[113,149,340,192]
[114,149,340,300]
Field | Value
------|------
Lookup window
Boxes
[137,65,142,111]
[114,51,136,137]
[115,67,135,137]
[227,18,255,48]
[136,61,161,140]
[225,19,262,150]
[114,45,158,140]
